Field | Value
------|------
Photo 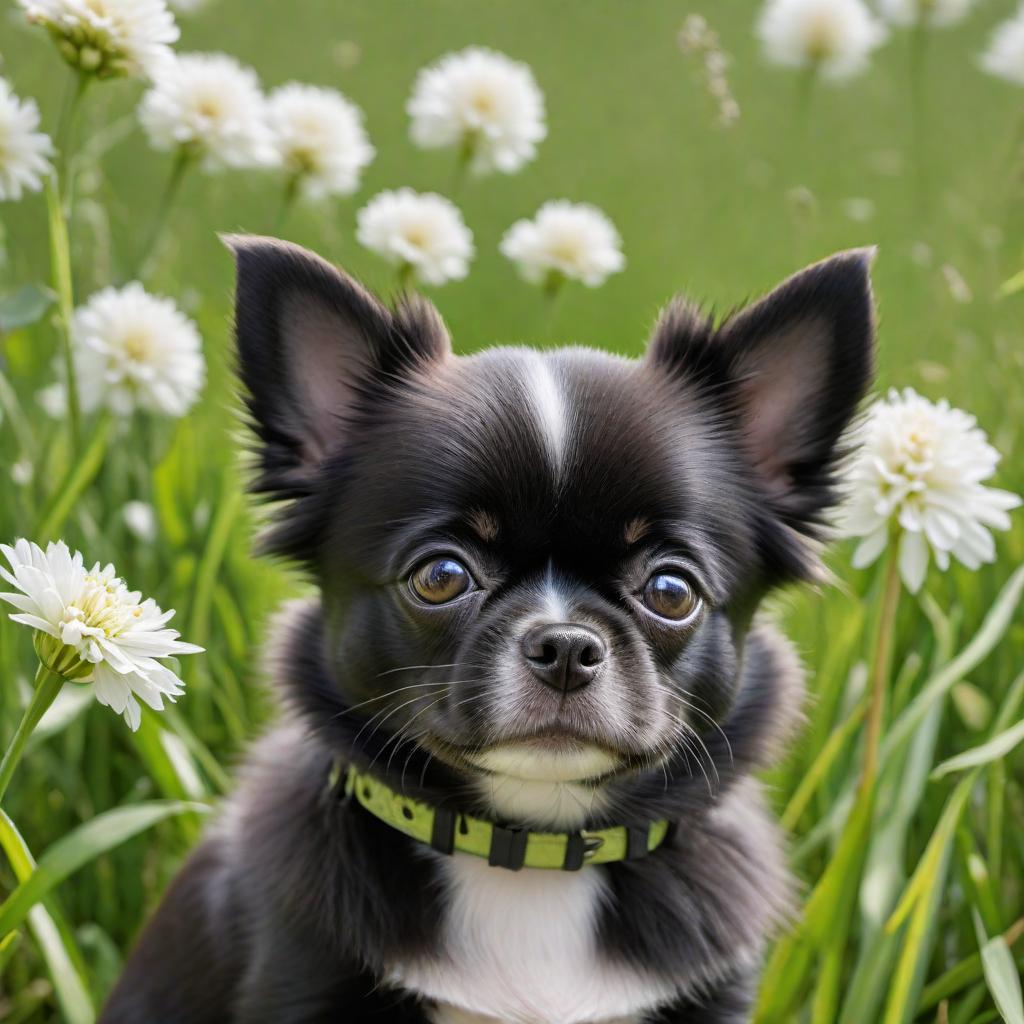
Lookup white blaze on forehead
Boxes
[521,352,568,476]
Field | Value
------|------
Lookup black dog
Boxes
[101,238,876,1023]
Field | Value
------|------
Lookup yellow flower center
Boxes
[805,13,839,61]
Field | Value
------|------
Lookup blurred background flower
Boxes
[878,0,976,29]
[0,78,53,201]
[500,200,624,291]
[70,282,205,417]
[138,51,275,170]
[356,187,474,285]
[980,7,1024,84]
[18,0,179,79]
[407,46,546,176]
[266,82,375,202]
[757,0,889,80]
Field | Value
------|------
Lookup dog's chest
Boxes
[388,852,677,1024]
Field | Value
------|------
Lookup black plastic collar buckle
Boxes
[488,825,528,871]
[563,831,605,871]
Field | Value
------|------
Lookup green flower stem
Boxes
[273,173,303,234]
[860,547,902,792]
[137,149,194,279]
[396,262,416,291]
[795,63,818,142]
[45,176,81,456]
[0,665,65,806]
[54,70,90,210]
[909,22,930,214]
[450,134,475,194]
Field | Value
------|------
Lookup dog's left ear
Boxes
[649,249,876,532]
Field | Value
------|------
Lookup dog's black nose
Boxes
[520,623,607,692]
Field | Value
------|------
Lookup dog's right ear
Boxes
[225,235,450,497]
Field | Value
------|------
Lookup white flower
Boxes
[72,282,205,418]
[756,0,888,80]
[407,47,546,176]
[0,540,202,730]
[356,188,473,286]
[842,388,1021,592]
[878,0,975,28]
[139,52,275,170]
[980,9,1024,85]
[0,79,54,201]
[500,200,625,288]
[123,501,157,542]
[266,83,375,200]
[19,0,178,80]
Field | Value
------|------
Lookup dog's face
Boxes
[230,237,875,806]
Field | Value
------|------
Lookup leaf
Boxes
[883,567,1024,762]
[881,835,953,1024]
[0,283,55,333]
[0,801,208,938]
[36,414,112,541]
[932,718,1024,780]
[0,810,94,1024]
[975,913,1024,1024]
[1000,267,1024,296]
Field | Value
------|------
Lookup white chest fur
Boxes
[389,852,678,1024]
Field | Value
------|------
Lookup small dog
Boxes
[101,237,876,1024]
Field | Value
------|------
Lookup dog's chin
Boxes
[467,739,621,783]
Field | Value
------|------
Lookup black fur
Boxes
[101,239,876,1023]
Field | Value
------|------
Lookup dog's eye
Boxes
[641,573,701,623]
[410,557,473,604]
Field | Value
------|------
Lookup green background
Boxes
[1,0,1023,1020]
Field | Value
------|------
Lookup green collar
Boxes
[331,761,672,872]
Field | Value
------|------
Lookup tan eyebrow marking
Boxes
[468,510,500,543]
[624,517,650,546]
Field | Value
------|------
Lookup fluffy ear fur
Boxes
[648,248,877,538]
[224,235,450,498]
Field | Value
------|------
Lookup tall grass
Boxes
[1,1,1023,1021]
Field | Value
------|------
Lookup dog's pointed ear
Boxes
[649,248,877,531]
[224,235,450,496]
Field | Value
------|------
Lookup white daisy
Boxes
[878,0,975,28]
[266,83,375,200]
[0,539,202,730]
[72,282,205,418]
[356,188,473,286]
[0,79,54,201]
[980,9,1024,85]
[756,0,888,80]
[18,0,178,80]
[500,200,625,288]
[139,52,275,170]
[842,388,1021,593]
[407,47,546,176]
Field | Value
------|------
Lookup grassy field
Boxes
[1,0,1023,1020]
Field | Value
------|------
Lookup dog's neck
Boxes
[271,599,805,831]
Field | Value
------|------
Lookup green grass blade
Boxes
[881,836,953,1024]
[975,913,1024,1024]
[0,801,208,938]
[932,717,1024,780]
[0,810,94,1024]
[883,567,1024,763]
[35,415,111,541]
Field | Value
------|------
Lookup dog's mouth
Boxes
[427,728,626,783]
